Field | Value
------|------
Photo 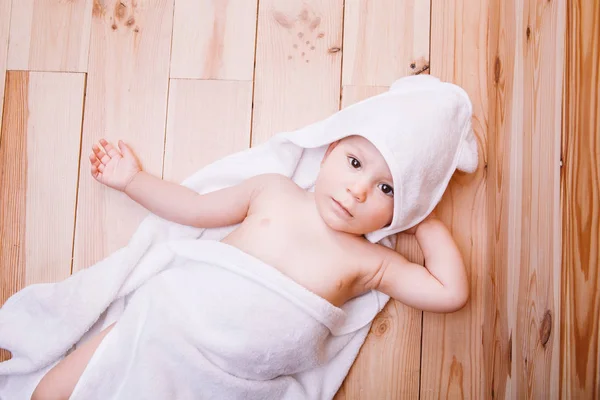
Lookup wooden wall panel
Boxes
[164,80,253,182]
[170,0,258,80]
[561,0,600,398]
[72,0,174,272]
[342,0,430,86]
[424,0,489,398]
[7,0,92,72]
[251,0,343,145]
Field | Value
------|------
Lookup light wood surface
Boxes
[72,0,174,272]
[170,0,258,80]
[164,79,253,182]
[0,70,85,295]
[0,0,596,397]
[561,0,600,398]
[251,0,343,145]
[342,0,430,86]
[7,0,92,72]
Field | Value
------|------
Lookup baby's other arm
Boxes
[367,216,469,313]
[124,170,272,228]
[89,138,275,228]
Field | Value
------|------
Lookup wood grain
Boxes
[0,72,29,309]
[335,86,422,399]
[484,1,515,397]
[342,0,430,86]
[0,0,11,126]
[72,0,174,272]
[251,0,343,145]
[561,0,600,397]
[170,0,258,80]
[7,0,93,72]
[423,0,489,398]
[0,71,85,361]
[164,79,253,183]
[485,0,565,398]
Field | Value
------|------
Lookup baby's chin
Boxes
[317,212,383,236]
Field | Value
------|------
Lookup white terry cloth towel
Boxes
[0,75,478,399]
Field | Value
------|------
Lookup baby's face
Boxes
[314,135,394,235]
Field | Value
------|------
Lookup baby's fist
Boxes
[89,139,142,192]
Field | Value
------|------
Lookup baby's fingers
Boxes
[92,143,111,165]
[89,152,104,176]
[100,139,121,159]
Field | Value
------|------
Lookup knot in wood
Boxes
[539,310,552,347]
[373,318,389,336]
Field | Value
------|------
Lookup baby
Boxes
[32,135,468,399]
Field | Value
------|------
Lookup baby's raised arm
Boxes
[368,216,469,313]
[89,138,269,228]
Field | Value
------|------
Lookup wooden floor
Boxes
[0,0,598,399]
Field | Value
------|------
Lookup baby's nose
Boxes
[347,182,367,202]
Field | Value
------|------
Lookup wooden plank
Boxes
[480,0,565,398]
[163,79,253,182]
[561,0,600,397]
[335,86,422,399]
[7,0,93,72]
[423,0,489,398]
[251,0,343,145]
[0,71,85,306]
[170,0,258,80]
[0,72,29,312]
[513,1,564,397]
[342,0,430,86]
[72,0,174,273]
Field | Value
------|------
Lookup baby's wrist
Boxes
[123,170,143,194]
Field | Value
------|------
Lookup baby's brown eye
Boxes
[379,183,394,196]
[348,156,361,169]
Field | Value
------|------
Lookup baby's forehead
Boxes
[340,135,393,177]
[340,135,381,157]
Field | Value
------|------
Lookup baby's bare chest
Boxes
[221,203,368,307]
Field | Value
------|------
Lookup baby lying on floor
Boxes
[32,133,469,399]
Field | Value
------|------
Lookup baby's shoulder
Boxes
[253,173,301,194]
[245,173,301,210]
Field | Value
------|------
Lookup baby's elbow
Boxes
[446,286,469,312]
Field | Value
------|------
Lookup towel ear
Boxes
[456,124,479,173]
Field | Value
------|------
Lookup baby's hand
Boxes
[89,139,142,192]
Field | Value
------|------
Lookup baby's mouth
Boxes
[332,198,353,218]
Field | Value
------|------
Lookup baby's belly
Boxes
[220,218,357,307]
